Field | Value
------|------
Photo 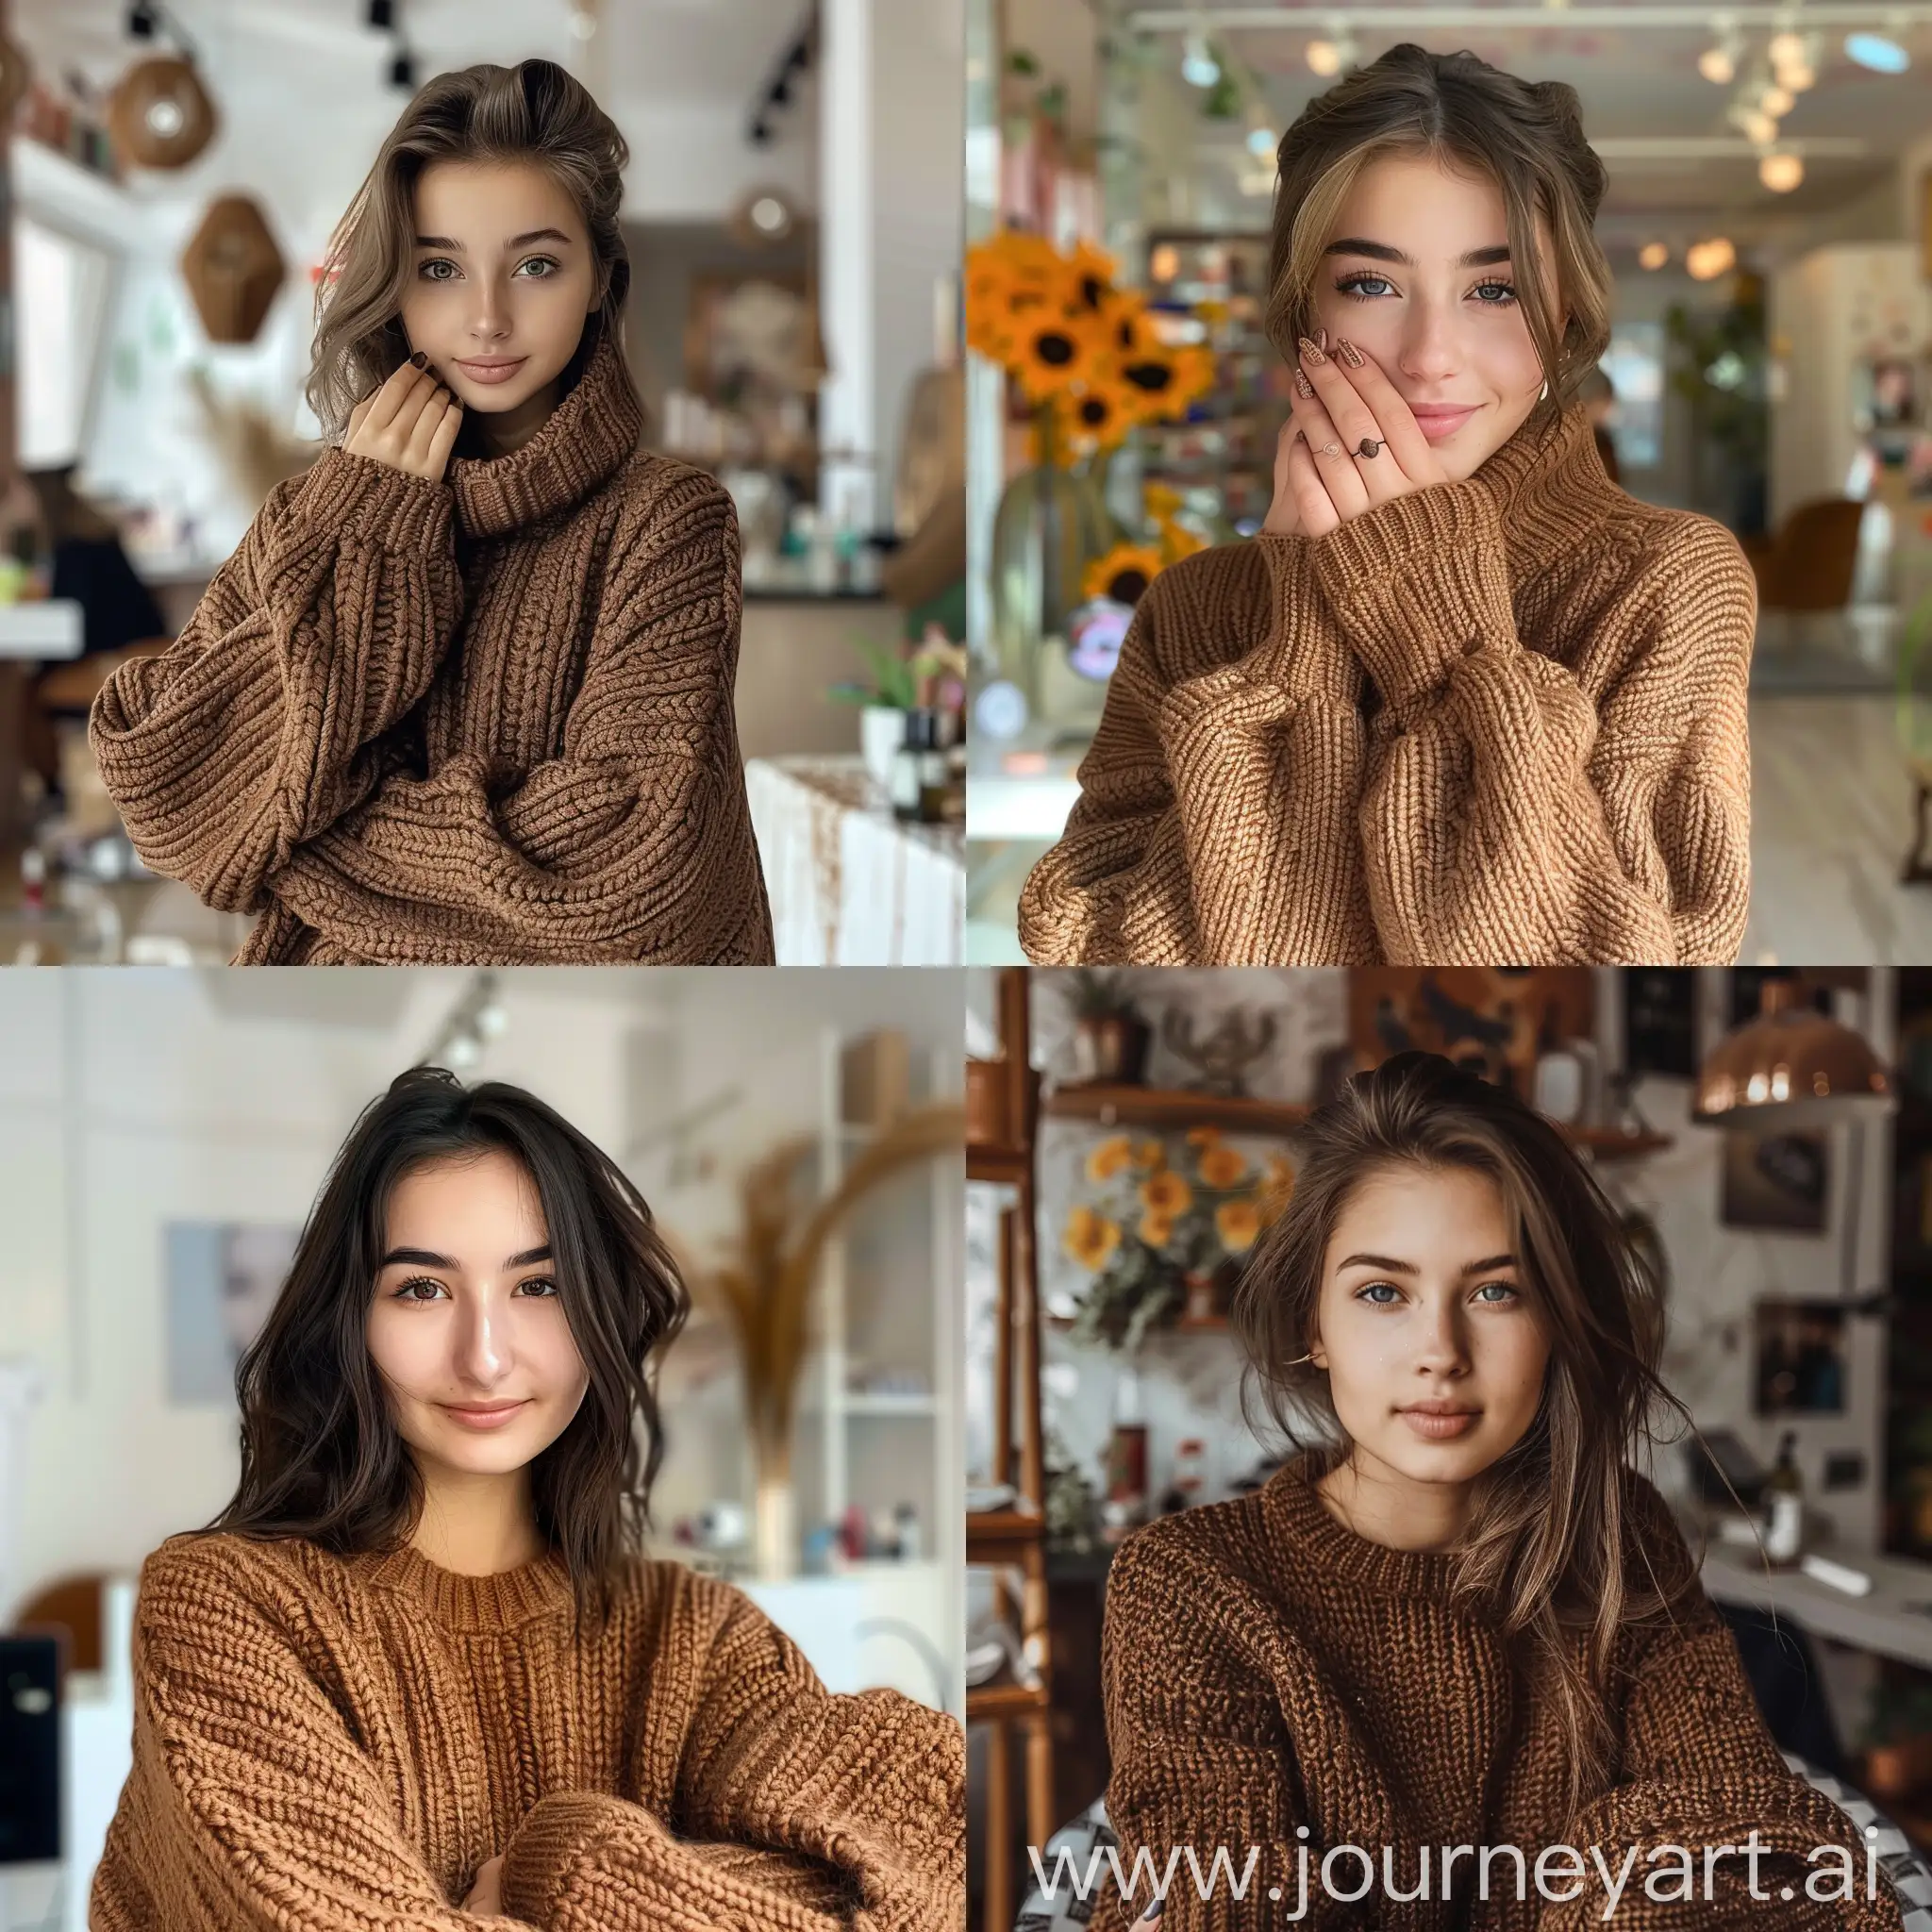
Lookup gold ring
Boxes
[1320,441,1341,458]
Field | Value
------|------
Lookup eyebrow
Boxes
[412,229,574,251]
[1336,1252,1518,1275]
[1324,239,1513,270]
[378,1244,554,1270]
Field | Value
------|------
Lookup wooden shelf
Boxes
[1044,1084,1308,1136]
[967,1507,1044,1561]
[967,1143,1031,1186]
[1041,1084,1671,1160]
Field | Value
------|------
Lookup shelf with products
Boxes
[1141,229,1289,532]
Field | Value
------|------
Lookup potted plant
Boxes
[1064,970,1152,1085]
[830,631,971,791]
[1860,1680,1932,1800]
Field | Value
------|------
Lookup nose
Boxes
[1396,293,1462,389]
[1411,1295,1472,1377]
[452,1292,508,1387]
[464,276,512,347]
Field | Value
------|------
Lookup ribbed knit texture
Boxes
[90,325,774,965]
[1019,405,1754,967]
[91,1533,963,1931]
[1094,1456,1904,1930]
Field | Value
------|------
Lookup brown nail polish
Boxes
[1298,335,1327,366]
[409,350,427,368]
[1317,326,1329,351]
[1293,369,1316,399]
[1336,338,1365,370]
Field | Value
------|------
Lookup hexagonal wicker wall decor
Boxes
[181,195,285,345]
[108,56,217,171]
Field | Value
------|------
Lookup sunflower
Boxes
[1140,1209,1174,1250]
[1094,290,1162,363]
[1118,341,1219,424]
[1083,541,1165,608]
[1198,1143,1251,1190]
[1217,1199,1262,1253]
[1185,1125,1223,1148]
[1132,1138,1165,1171]
[963,232,1078,367]
[1064,1204,1122,1272]
[1158,517,1210,566]
[1086,1134,1135,1184]
[1140,1170,1193,1218]
[1065,239,1122,317]
[1010,306,1107,405]
[1055,379,1136,456]
[1143,481,1186,525]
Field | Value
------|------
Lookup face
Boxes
[1307,1162,1551,1491]
[365,1148,591,1490]
[397,159,602,444]
[1308,150,1560,479]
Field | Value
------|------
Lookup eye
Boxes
[1473,1280,1520,1304]
[515,256,560,279]
[1334,273,1393,303]
[1471,279,1518,306]
[514,1276,560,1298]
[419,258,458,282]
[1356,1281,1403,1306]
[391,1275,448,1303]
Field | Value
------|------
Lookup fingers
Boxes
[1285,429,1341,538]
[1288,372,1370,521]
[1294,337,1397,506]
[363,358,441,438]
[1323,338,1441,479]
[412,391,465,478]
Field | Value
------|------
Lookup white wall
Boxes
[1,966,962,1619]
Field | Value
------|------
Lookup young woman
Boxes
[1097,1054,1903,1930]
[92,1069,962,1930]
[1021,44,1753,970]
[91,60,773,965]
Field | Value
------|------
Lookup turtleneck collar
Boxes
[447,320,642,540]
[1469,400,1617,594]
[1262,1451,1473,1603]
[349,1540,575,1631]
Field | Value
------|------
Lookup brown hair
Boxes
[203,1067,688,1628]
[1231,1050,1702,1821]
[1266,42,1612,436]
[304,58,640,447]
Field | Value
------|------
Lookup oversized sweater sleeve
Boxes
[89,450,463,914]
[90,1541,525,1932]
[260,466,774,964]
[1538,1489,1906,1930]
[1307,482,1753,965]
[1017,540,1376,966]
[501,1580,964,1932]
[1096,1526,1362,1932]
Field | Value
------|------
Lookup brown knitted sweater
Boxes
[1019,406,1754,966]
[91,325,774,964]
[1094,1456,1904,1930]
[92,1532,963,1931]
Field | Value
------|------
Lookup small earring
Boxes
[1287,1351,1315,1366]
[1539,377,1550,403]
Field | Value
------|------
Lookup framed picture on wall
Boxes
[1347,968,1594,1102]
[1623,968,1698,1078]
[1721,1129,1830,1234]
[1753,1299,1848,1415]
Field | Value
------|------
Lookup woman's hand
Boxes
[342,356,463,484]
[460,1854,505,1916]
[1274,332,1450,538]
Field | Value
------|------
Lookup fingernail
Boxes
[1336,338,1365,370]
[1298,335,1327,366]
[1292,369,1316,399]
[1317,326,1328,351]
[409,350,427,368]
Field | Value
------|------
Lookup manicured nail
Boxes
[1292,369,1316,399]
[1336,338,1365,370]
[409,350,427,368]
[1317,326,1328,351]
[1298,335,1326,366]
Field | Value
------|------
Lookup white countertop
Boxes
[1698,1532,1932,1670]
[0,601,82,659]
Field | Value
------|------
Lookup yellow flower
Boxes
[1158,517,1209,566]
[1064,1204,1122,1271]
[1217,1200,1262,1253]
[1117,341,1219,425]
[1086,1134,1134,1184]
[1140,1210,1174,1249]
[1054,378,1137,457]
[1082,541,1164,608]
[1141,1170,1193,1218]
[1132,1138,1165,1170]
[1011,307,1108,406]
[1065,239,1121,316]
[1143,482,1186,524]
[1259,1154,1296,1224]
[1186,1125,1223,1147]
[1198,1143,1251,1190]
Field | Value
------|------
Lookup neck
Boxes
[469,376,564,459]
[1316,1449,1474,1554]
[408,1461,545,1574]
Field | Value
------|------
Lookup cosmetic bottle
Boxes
[1762,1430,1805,1567]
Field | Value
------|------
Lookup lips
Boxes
[440,1399,531,1430]
[1399,1402,1479,1416]
[454,357,528,387]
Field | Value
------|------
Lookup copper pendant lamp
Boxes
[1692,977,1890,1128]
[108,56,217,171]
[180,194,287,346]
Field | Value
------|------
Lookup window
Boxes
[14,213,113,469]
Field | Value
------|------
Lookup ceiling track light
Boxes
[746,4,816,149]
[124,0,199,62]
